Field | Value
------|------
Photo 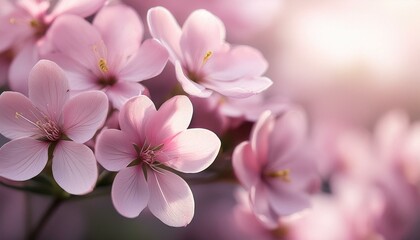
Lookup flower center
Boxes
[15,112,61,142]
[266,169,291,183]
[131,143,164,171]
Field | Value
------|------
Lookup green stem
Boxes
[27,198,62,240]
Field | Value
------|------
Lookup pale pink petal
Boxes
[232,142,260,189]
[93,4,143,70]
[52,141,98,195]
[48,15,102,72]
[8,42,39,95]
[0,91,41,139]
[163,128,220,173]
[175,61,212,97]
[105,81,146,110]
[111,166,149,218]
[62,91,108,143]
[250,111,274,166]
[147,7,182,62]
[145,95,193,145]
[49,0,106,20]
[95,129,137,171]
[45,52,98,90]
[180,9,225,72]
[119,95,156,143]
[118,39,168,82]
[0,138,48,181]
[28,60,70,120]
[267,188,310,216]
[147,169,194,227]
[250,183,279,226]
[202,76,273,98]
[267,108,307,167]
[204,45,268,81]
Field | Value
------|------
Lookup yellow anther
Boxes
[29,19,40,29]
[98,58,109,73]
[202,51,213,65]
[266,169,291,183]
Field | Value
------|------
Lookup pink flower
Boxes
[0,60,109,195]
[95,95,221,227]
[232,109,319,226]
[1,0,106,94]
[147,6,273,98]
[47,4,168,109]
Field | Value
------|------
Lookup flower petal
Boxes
[147,7,182,62]
[250,111,275,166]
[202,76,273,98]
[232,142,260,189]
[28,60,70,120]
[8,42,39,95]
[48,15,102,73]
[49,0,105,20]
[93,4,143,70]
[105,81,146,110]
[267,107,307,167]
[163,128,220,173]
[147,169,194,227]
[204,45,268,81]
[180,9,225,72]
[250,183,279,226]
[267,187,310,216]
[52,141,98,195]
[175,61,212,97]
[0,138,48,181]
[118,39,168,82]
[145,95,193,146]
[62,91,108,143]
[111,166,149,218]
[95,129,137,172]
[119,95,156,143]
[0,91,40,139]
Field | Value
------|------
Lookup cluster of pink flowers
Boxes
[2,1,418,239]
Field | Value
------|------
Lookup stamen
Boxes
[15,112,41,129]
[202,51,213,65]
[98,58,109,73]
[92,42,109,74]
[266,169,291,183]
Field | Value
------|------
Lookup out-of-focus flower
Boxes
[147,7,272,98]
[95,95,221,227]
[233,109,319,226]
[0,60,108,195]
[47,4,168,109]
[1,0,106,94]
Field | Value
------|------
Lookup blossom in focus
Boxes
[0,0,106,94]
[233,109,319,226]
[0,60,109,195]
[147,6,272,98]
[95,95,221,227]
[47,4,168,109]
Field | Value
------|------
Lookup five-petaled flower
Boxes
[95,95,221,227]
[233,109,319,226]
[147,6,273,98]
[0,60,109,195]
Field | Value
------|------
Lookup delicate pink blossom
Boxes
[0,60,108,195]
[147,6,272,98]
[95,95,221,226]
[47,4,168,109]
[233,109,319,226]
[0,0,106,94]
